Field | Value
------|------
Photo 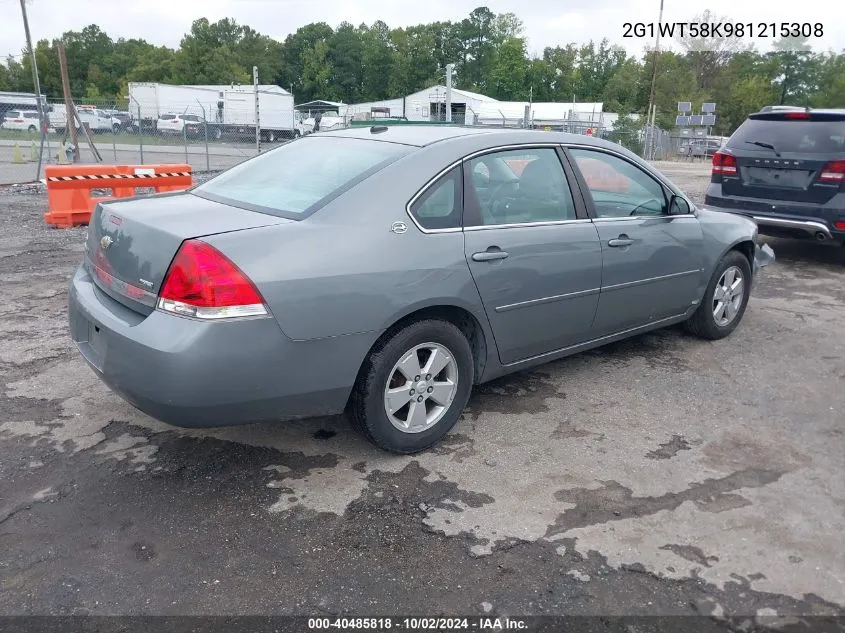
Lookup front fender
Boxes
[697,206,761,278]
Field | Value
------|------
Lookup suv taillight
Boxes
[158,239,267,319]
[819,160,845,184]
[712,151,738,176]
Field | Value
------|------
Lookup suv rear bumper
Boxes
[704,188,845,242]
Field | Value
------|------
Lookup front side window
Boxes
[409,166,462,230]
[194,136,409,218]
[569,149,667,217]
[464,147,577,226]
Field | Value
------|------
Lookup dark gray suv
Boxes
[704,108,845,245]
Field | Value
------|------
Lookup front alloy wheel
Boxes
[712,265,744,327]
[685,250,752,340]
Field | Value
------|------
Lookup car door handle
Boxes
[608,236,634,247]
[472,250,509,262]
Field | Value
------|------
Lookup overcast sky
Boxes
[3,0,843,61]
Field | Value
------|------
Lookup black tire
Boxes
[348,319,474,454]
[27,125,36,133]
[685,249,752,340]
[112,124,121,134]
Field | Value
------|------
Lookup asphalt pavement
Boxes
[0,164,843,627]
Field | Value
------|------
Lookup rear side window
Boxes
[409,166,462,230]
[194,136,409,218]
[728,119,845,154]
[160,114,176,120]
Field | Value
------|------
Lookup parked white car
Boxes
[49,108,114,135]
[156,113,205,136]
[1,109,40,132]
[303,110,344,133]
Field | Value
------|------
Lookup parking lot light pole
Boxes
[20,0,47,174]
[197,100,210,172]
[445,64,455,123]
[645,0,665,160]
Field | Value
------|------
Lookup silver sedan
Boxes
[68,126,774,453]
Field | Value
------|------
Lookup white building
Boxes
[344,84,616,133]
[344,85,498,124]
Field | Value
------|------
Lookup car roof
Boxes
[320,125,617,149]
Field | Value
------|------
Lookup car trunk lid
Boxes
[85,192,291,316]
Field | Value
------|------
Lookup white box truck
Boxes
[127,83,305,142]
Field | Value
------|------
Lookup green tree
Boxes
[360,21,393,101]
[715,76,777,134]
[458,6,497,91]
[387,26,438,97]
[810,53,845,107]
[647,50,699,128]
[602,57,643,112]
[300,39,334,101]
[488,37,527,100]
[575,39,627,101]
[541,45,578,101]
[768,36,817,106]
[280,23,334,97]
[328,22,364,103]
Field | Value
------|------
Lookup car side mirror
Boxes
[669,195,692,216]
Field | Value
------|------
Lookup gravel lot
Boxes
[0,162,843,628]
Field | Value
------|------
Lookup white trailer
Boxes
[127,83,303,141]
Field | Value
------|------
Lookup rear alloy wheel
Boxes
[685,250,752,340]
[348,319,474,454]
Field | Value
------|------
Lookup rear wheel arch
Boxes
[358,305,489,389]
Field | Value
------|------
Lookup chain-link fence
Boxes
[0,96,308,185]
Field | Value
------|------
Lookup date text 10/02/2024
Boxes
[308,617,529,630]
[623,22,824,39]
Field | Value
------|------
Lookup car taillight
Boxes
[158,239,267,320]
[819,160,845,184]
[784,111,811,119]
[712,151,738,175]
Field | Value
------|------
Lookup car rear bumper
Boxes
[68,265,373,427]
[705,186,845,241]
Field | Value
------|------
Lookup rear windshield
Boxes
[728,119,845,154]
[193,136,410,218]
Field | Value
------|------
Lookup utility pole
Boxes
[445,63,454,123]
[19,0,47,172]
[57,42,79,161]
[253,66,261,153]
[644,0,665,160]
